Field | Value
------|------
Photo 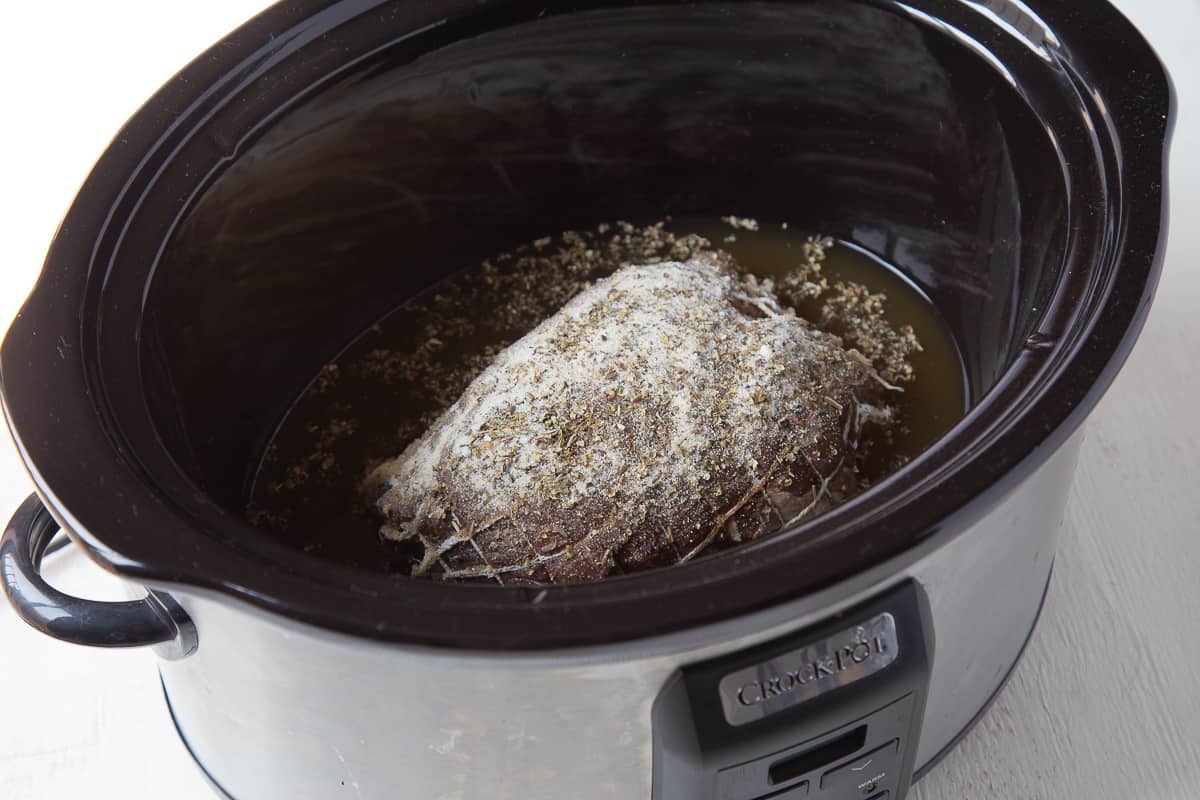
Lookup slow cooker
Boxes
[0,1,1172,798]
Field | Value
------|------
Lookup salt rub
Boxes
[366,252,893,584]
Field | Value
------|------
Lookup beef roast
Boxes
[365,253,890,584]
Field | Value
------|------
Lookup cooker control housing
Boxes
[653,581,933,800]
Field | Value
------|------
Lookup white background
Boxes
[1,1,1197,798]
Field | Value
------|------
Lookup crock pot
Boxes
[0,1,1172,798]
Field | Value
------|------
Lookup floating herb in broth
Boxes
[247,219,966,576]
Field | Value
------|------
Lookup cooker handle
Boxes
[1,493,197,659]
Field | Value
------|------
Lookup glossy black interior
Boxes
[143,2,1066,512]
[0,0,1170,648]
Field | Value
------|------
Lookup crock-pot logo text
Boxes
[717,613,899,726]
[734,635,890,707]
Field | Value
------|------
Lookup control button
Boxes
[759,780,809,799]
[820,739,899,795]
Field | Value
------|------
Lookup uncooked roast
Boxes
[365,252,897,584]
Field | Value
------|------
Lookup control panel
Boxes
[652,581,933,800]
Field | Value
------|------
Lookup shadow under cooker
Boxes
[0,1,1170,799]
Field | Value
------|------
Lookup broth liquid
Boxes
[248,220,967,571]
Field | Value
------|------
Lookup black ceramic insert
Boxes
[0,0,1172,648]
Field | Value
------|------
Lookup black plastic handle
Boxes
[1,493,196,659]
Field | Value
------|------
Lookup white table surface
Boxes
[1,2,1197,798]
